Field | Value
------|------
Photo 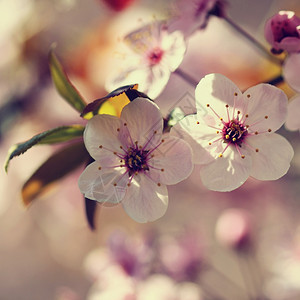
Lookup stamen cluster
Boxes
[124,147,150,176]
[222,119,248,146]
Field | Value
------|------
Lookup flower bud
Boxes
[100,0,134,11]
[264,11,300,54]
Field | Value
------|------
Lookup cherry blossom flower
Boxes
[172,73,294,192]
[283,53,300,93]
[285,95,300,132]
[264,11,300,54]
[105,22,186,99]
[167,0,226,38]
[78,98,193,222]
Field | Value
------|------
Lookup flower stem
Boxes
[174,68,199,87]
[223,16,283,65]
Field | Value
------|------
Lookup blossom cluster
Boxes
[79,73,293,221]
[5,0,299,225]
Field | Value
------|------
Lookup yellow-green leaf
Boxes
[4,125,84,172]
[49,49,86,113]
[81,84,150,119]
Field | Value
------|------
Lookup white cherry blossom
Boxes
[105,22,186,99]
[78,98,193,222]
[172,73,294,192]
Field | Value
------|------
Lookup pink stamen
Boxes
[207,104,226,125]
[234,144,244,158]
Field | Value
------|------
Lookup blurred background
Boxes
[1,0,300,299]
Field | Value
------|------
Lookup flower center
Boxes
[148,47,164,65]
[124,147,149,176]
[222,119,248,146]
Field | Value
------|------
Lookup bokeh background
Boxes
[1,0,300,299]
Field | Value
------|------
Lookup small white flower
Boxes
[172,73,294,192]
[78,98,193,222]
[105,22,186,99]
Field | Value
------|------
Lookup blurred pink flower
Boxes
[100,0,135,11]
[107,230,155,278]
[137,274,202,300]
[105,22,186,99]
[215,208,252,251]
[158,230,204,281]
[87,264,136,300]
[264,11,300,54]
[283,53,300,93]
[172,73,294,191]
[167,0,226,38]
[285,95,300,132]
[78,98,193,222]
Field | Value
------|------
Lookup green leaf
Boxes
[21,141,89,206]
[4,125,85,172]
[49,49,86,113]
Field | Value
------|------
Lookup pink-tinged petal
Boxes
[277,36,300,53]
[120,98,163,149]
[146,65,171,99]
[247,133,294,180]
[199,147,252,192]
[195,73,243,120]
[106,64,169,99]
[78,162,128,204]
[105,64,148,96]
[283,53,300,93]
[122,175,168,223]
[264,11,300,53]
[161,30,186,71]
[84,114,124,161]
[148,136,193,185]
[264,17,275,46]
[285,95,300,131]
[243,84,288,132]
[171,114,218,164]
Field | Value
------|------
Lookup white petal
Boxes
[105,64,149,96]
[146,65,171,99]
[283,53,300,93]
[247,133,294,180]
[78,162,128,204]
[195,73,243,120]
[285,95,300,131]
[199,147,252,192]
[161,30,186,71]
[171,114,218,164]
[148,136,193,185]
[243,84,288,133]
[84,114,123,161]
[122,175,168,223]
[120,98,163,149]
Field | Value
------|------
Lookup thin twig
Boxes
[223,16,283,66]
[174,68,199,87]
